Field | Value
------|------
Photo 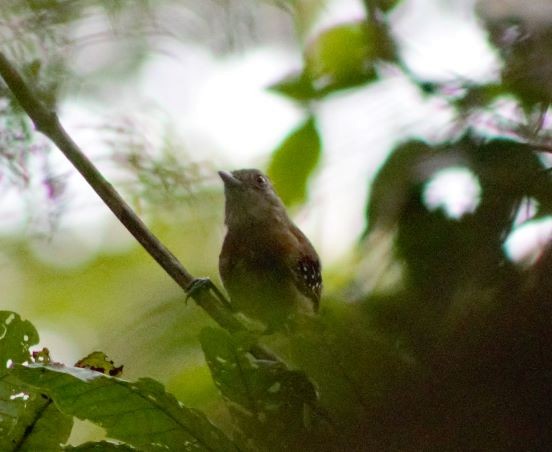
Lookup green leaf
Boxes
[268,71,318,102]
[0,312,65,450]
[65,441,136,451]
[15,397,73,451]
[305,20,395,93]
[200,327,319,450]
[0,373,72,451]
[267,117,321,207]
[371,0,402,12]
[270,20,397,100]
[306,21,372,91]
[0,311,40,369]
[12,364,238,452]
[74,352,123,377]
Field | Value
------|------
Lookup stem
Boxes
[0,51,278,360]
[362,0,377,21]
[529,142,552,155]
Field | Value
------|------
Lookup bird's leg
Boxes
[185,277,234,311]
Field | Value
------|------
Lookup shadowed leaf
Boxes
[65,440,136,451]
[0,311,40,369]
[0,312,71,450]
[11,364,238,452]
[200,327,320,450]
[365,140,437,235]
[0,374,72,451]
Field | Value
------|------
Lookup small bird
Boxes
[218,169,322,330]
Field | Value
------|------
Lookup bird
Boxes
[218,168,322,331]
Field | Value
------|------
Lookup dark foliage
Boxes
[2,0,552,450]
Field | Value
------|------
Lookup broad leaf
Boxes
[0,312,70,450]
[270,20,396,100]
[14,396,73,451]
[0,374,72,451]
[12,364,238,452]
[200,327,320,450]
[65,441,135,451]
[305,21,395,92]
[0,311,40,369]
[268,117,321,207]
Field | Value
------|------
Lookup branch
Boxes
[0,51,275,361]
[527,142,552,155]
[362,0,377,20]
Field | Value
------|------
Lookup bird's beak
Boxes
[218,171,241,187]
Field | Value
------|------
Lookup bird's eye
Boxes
[255,175,267,187]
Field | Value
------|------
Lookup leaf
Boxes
[65,441,136,451]
[267,117,321,207]
[0,311,40,369]
[200,327,319,450]
[74,352,123,377]
[378,136,549,304]
[364,140,436,235]
[305,20,395,93]
[484,19,552,107]
[0,312,69,450]
[11,364,238,452]
[0,374,72,451]
[15,397,73,451]
[371,0,402,12]
[268,71,318,102]
[270,20,397,101]
[465,137,550,236]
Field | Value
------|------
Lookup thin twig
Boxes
[0,51,277,361]
[527,142,552,154]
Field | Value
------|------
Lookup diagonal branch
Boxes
[0,51,274,360]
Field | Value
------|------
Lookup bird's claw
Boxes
[185,278,212,303]
[185,277,233,311]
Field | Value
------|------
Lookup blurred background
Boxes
[2,0,552,449]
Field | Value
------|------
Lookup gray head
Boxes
[218,169,288,228]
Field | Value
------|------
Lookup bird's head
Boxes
[218,169,288,228]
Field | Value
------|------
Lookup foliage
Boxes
[0,312,73,451]
[12,365,238,451]
[267,117,321,207]
[200,327,330,450]
[0,311,39,369]
[2,0,552,451]
[1,310,237,451]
